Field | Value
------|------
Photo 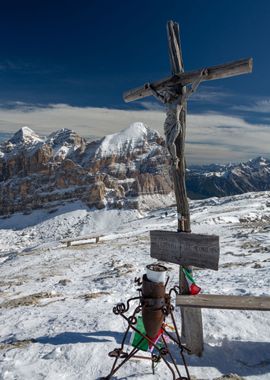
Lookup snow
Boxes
[0,191,270,379]
[0,127,84,163]
[46,128,83,160]
[9,126,44,145]
[196,157,270,181]
[204,171,225,178]
[95,122,160,158]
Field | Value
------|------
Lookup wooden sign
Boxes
[176,294,270,311]
[150,230,220,270]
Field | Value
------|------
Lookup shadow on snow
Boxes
[35,331,270,377]
[35,330,125,345]
[187,339,270,377]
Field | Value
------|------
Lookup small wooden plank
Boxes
[150,230,220,270]
[176,294,270,311]
[61,234,103,244]
[123,58,253,102]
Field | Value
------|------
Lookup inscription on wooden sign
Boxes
[150,230,220,270]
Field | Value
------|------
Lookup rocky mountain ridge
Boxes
[0,124,269,215]
[187,156,270,199]
[0,123,170,215]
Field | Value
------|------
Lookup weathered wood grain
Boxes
[167,20,183,74]
[181,307,204,356]
[150,230,220,270]
[176,294,270,311]
[123,57,253,103]
[166,20,204,357]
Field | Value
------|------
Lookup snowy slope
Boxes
[0,192,270,379]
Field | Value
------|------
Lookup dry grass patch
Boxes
[79,292,110,300]
[0,339,36,351]
[0,291,61,308]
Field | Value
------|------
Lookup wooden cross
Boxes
[123,20,253,356]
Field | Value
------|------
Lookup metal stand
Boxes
[102,278,191,380]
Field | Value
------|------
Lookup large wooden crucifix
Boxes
[123,20,253,356]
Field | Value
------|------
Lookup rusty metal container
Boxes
[142,273,166,340]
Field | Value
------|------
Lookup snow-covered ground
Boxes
[0,191,270,380]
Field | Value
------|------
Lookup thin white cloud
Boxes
[186,113,270,163]
[0,103,166,140]
[0,103,269,164]
[136,100,164,111]
[189,86,232,104]
[234,99,270,113]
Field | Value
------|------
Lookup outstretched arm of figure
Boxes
[146,83,167,103]
[183,68,208,101]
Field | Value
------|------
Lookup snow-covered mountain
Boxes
[94,122,161,158]
[0,191,270,379]
[9,126,44,145]
[0,123,269,216]
[0,123,170,215]
[187,157,270,199]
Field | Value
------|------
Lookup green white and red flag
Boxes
[182,268,201,295]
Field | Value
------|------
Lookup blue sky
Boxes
[0,0,269,163]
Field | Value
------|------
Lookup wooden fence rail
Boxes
[176,294,270,311]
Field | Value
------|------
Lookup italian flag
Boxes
[182,268,201,295]
[130,316,163,352]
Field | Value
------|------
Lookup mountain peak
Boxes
[47,128,83,146]
[46,128,85,160]
[9,126,43,145]
[95,122,161,158]
[121,122,160,139]
[250,156,269,163]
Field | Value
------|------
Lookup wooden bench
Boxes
[61,234,104,247]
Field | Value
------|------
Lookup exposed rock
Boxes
[58,279,71,286]
[214,374,245,380]
[0,123,270,216]
[0,123,171,215]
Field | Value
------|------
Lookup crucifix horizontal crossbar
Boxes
[123,57,252,103]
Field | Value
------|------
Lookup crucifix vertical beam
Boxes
[167,20,190,233]
[123,20,252,358]
[167,20,204,356]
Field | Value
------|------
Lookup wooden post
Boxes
[167,20,204,356]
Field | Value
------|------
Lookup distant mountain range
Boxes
[187,156,270,199]
[0,124,269,215]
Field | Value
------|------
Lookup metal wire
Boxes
[103,276,191,380]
